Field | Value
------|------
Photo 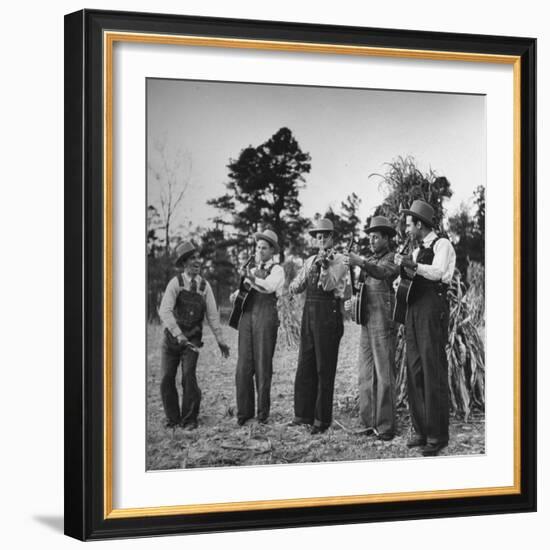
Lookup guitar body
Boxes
[228,285,252,330]
[393,277,413,324]
[347,239,368,326]
[350,283,367,325]
[391,235,414,325]
[228,257,254,330]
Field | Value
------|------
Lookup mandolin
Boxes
[392,236,413,324]
[228,256,254,330]
[348,238,367,325]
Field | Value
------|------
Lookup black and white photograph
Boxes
[145,78,486,471]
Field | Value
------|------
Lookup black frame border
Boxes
[64,9,536,541]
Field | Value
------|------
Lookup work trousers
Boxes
[160,333,202,425]
[235,294,278,422]
[405,288,449,444]
[294,298,343,429]
[357,288,396,436]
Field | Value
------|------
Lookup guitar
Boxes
[392,236,413,324]
[228,256,254,330]
[348,238,367,325]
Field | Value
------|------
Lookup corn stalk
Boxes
[278,292,303,349]
[277,259,304,349]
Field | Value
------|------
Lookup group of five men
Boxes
[158,199,456,457]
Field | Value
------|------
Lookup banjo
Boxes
[348,238,367,326]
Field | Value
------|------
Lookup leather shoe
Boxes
[406,436,427,448]
[287,419,311,427]
[182,420,198,430]
[310,425,327,435]
[421,441,448,457]
[237,418,248,426]
[378,433,394,441]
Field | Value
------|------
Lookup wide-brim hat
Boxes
[174,241,199,266]
[365,215,397,237]
[400,199,435,228]
[254,229,280,253]
[308,218,335,235]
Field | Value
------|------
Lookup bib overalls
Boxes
[160,275,206,427]
[235,264,279,423]
[293,261,344,430]
[405,239,450,445]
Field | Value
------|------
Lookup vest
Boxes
[173,273,207,339]
[246,263,277,309]
[410,237,449,301]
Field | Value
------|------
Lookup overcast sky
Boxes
[147,78,485,234]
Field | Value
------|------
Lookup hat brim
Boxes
[400,209,434,228]
[365,224,397,237]
[254,232,280,253]
[308,228,335,236]
[175,248,199,266]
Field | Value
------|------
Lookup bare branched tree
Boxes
[148,136,193,256]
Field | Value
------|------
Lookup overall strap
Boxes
[199,277,207,294]
[176,273,207,296]
[176,272,185,288]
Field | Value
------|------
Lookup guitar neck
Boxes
[347,237,357,295]
[399,236,412,255]
[238,257,254,289]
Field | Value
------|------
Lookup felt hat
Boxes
[400,199,435,228]
[254,229,280,253]
[308,218,335,235]
[174,241,199,266]
[365,215,397,237]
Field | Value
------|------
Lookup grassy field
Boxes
[147,321,485,471]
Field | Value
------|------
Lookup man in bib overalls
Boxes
[232,229,284,426]
[395,200,456,456]
[158,241,230,430]
[346,216,400,441]
[289,219,347,434]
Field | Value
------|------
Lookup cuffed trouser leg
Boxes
[253,314,278,421]
[406,291,449,444]
[311,306,342,429]
[160,338,182,425]
[294,309,316,425]
[358,326,376,429]
[369,320,396,436]
[405,310,425,437]
[180,341,201,425]
[236,312,255,422]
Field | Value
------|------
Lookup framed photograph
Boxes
[64,9,536,540]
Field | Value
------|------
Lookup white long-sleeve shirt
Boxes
[245,259,285,296]
[413,231,456,284]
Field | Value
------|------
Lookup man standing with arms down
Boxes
[233,229,285,426]
[158,241,230,430]
[395,200,456,456]
[346,216,399,441]
[289,219,347,434]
